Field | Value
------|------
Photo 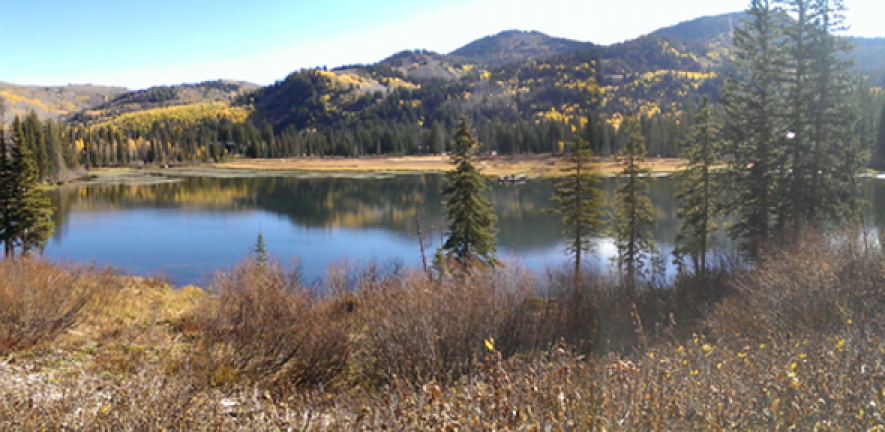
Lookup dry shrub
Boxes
[707,230,885,340]
[356,263,549,386]
[541,260,735,355]
[194,259,349,393]
[337,344,603,430]
[0,259,116,355]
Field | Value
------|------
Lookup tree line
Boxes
[443,0,882,293]
[0,99,54,258]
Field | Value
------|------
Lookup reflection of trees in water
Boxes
[49,175,885,255]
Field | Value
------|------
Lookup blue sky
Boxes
[1,0,881,89]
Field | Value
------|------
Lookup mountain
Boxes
[651,12,744,47]
[852,37,885,86]
[67,80,259,125]
[449,30,595,67]
[3,10,882,172]
[374,50,469,81]
[651,12,885,86]
[0,82,126,120]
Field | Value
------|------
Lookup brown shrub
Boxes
[707,230,885,341]
[355,263,551,386]
[193,259,350,393]
[0,259,116,355]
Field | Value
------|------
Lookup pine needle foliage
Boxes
[6,116,54,257]
[720,0,863,257]
[673,97,721,276]
[613,118,655,293]
[719,0,787,259]
[0,109,12,257]
[550,137,604,292]
[441,117,498,267]
[253,232,269,267]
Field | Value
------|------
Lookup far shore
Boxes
[214,154,689,177]
[47,154,691,188]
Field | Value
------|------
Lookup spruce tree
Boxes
[23,112,48,182]
[8,116,54,257]
[803,0,863,228]
[719,0,788,258]
[550,136,604,293]
[776,0,815,235]
[613,118,655,293]
[0,100,12,257]
[673,97,721,276]
[877,104,885,171]
[441,117,498,267]
[253,231,269,267]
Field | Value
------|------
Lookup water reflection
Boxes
[46,173,881,286]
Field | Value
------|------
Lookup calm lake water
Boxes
[42,171,885,286]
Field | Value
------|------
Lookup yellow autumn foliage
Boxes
[94,102,251,135]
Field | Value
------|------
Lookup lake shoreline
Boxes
[49,155,688,188]
[213,154,688,177]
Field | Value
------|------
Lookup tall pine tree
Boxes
[0,99,12,257]
[803,0,864,228]
[719,0,788,258]
[613,118,655,293]
[7,115,54,257]
[876,104,885,171]
[550,136,604,293]
[441,117,498,267]
[673,97,721,276]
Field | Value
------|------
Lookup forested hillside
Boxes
[1,11,883,184]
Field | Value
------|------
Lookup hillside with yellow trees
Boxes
[2,12,883,181]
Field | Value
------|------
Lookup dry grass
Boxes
[1,231,884,428]
[0,259,117,355]
[192,260,350,394]
[216,154,690,177]
[354,264,553,387]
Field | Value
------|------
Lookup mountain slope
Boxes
[852,37,885,86]
[0,82,126,120]
[651,12,744,47]
[449,30,595,67]
[68,80,258,124]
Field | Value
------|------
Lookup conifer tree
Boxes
[776,0,815,235]
[23,112,48,182]
[719,0,788,258]
[0,99,12,257]
[7,115,54,257]
[803,0,864,228]
[613,118,655,293]
[441,117,498,267]
[550,136,604,293]
[876,104,885,171]
[673,97,721,276]
[253,231,269,267]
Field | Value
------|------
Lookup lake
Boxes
[43,170,885,286]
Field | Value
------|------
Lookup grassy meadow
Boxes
[1,230,884,429]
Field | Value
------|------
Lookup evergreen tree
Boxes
[776,0,815,235]
[719,0,788,258]
[7,116,55,257]
[550,137,604,293]
[441,117,498,267]
[23,112,49,181]
[803,0,864,228]
[876,104,885,171]
[613,118,655,293]
[253,231,269,267]
[673,97,721,275]
[0,100,12,257]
